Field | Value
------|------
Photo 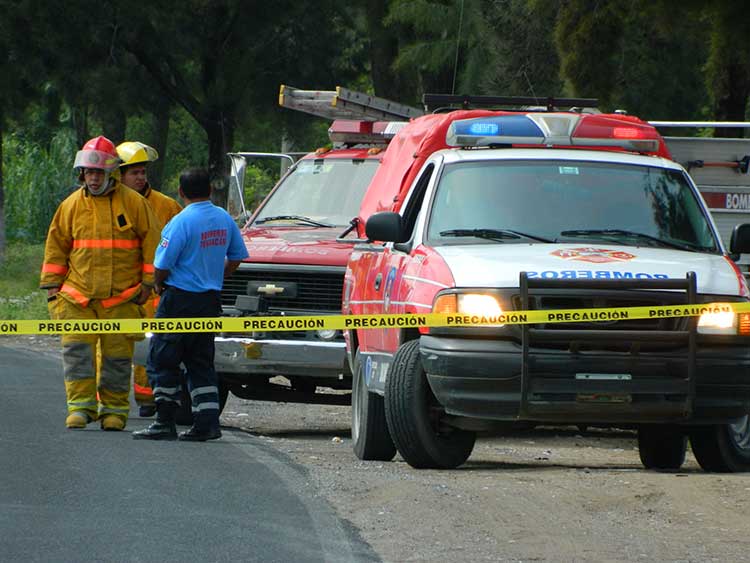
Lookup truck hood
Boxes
[240,226,354,267]
[433,243,743,296]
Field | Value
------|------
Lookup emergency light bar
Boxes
[328,120,407,146]
[446,113,661,154]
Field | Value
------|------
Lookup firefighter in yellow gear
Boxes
[116,141,182,417]
[40,136,160,431]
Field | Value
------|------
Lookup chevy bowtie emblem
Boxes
[257,284,285,295]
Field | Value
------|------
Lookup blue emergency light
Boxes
[447,115,544,147]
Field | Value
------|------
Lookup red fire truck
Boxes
[213,87,420,407]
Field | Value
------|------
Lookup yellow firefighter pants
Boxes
[49,296,140,423]
[133,294,159,406]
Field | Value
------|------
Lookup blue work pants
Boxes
[147,286,222,430]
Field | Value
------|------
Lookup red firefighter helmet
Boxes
[73,136,121,171]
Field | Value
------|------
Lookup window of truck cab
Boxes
[253,158,379,227]
[425,159,720,252]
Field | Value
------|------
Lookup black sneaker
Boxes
[132,421,178,440]
[178,425,222,442]
[139,405,157,418]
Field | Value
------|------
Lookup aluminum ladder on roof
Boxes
[279,85,425,121]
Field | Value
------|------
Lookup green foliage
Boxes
[0,243,47,320]
[3,129,78,242]
[555,0,709,118]
[481,0,563,97]
[242,164,282,215]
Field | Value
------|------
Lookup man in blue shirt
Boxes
[133,168,248,441]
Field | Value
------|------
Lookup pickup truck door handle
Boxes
[374,273,383,291]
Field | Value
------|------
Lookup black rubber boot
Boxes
[178,425,222,442]
[132,421,177,440]
[132,402,178,440]
[138,405,157,418]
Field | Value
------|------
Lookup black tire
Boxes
[384,340,475,469]
[175,376,230,426]
[689,416,750,473]
[351,353,396,461]
[637,425,687,470]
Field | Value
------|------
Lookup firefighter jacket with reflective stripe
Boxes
[142,184,182,228]
[40,182,160,307]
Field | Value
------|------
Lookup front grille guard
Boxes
[518,272,698,421]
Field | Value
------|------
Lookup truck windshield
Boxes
[254,159,379,227]
[427,160,719,252]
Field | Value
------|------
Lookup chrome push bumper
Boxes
[134,335,347,379]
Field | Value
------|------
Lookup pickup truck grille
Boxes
[511,289,692,352]
[525,293,686,331]
[222,266,345,313]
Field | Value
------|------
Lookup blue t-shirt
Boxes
[154,201,248,292]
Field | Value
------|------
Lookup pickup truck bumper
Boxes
[134,335,346,379]
[420,335,750,425]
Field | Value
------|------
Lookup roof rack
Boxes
[422,93,599,113]
[279,85,425,122]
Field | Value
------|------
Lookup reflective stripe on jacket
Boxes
[40,182,160,306]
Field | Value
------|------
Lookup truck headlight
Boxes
[458,294,504,317]
[698,311,737,335]
[316,329,339,341]
[433,292,505,325]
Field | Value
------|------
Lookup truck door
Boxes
[372,163,437,354]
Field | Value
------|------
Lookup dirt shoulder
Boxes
[222,395,750,563]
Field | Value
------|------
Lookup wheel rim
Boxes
[728,415,750,452]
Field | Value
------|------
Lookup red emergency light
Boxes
[328,120,407,146]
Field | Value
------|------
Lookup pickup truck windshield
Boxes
[254,159,379,227]
[427,159,719,252]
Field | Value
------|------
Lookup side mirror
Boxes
[730,223,750,255]
[365,211,408,243]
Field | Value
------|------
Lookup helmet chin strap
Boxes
[87,173,115,196]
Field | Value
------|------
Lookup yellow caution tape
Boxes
[1,302,749,335]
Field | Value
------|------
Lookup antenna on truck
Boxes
[279,85,425,122]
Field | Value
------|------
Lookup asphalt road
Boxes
[0,343,376,563]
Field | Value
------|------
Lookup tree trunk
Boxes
[366,1,415,103]
[0,113,5,264]
[72,104,90,149]
[101,106,127,146]
[205,112,234,209]
[150,98,171,190]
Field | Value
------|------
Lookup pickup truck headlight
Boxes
[698,311,735,335]
[433,292,506,325]
[697,311,750,335]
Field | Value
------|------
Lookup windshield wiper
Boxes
[440,228,552,242]
[256,215,334,227]
[559,229,710,251]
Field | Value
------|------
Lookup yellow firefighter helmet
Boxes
[116,141,159,168]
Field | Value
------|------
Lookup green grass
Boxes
[0,243,48,320]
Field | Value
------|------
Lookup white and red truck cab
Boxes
[344,103,750,472]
